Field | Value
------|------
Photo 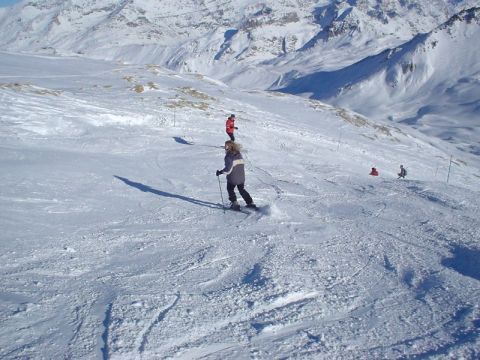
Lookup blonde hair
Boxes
[225,140,242,154]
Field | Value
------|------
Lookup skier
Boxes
[398,164,407,179]
[216,140,256,210]
[225,114,238,141]
[370,167,379,176]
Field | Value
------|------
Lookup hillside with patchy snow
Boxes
[0,0,478,159]
[1,51,479,359]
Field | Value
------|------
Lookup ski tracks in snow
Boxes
[136,294,180,354]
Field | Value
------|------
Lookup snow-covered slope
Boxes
[0,1,478,158]
[1,52,479,359]
[275,7,480,156]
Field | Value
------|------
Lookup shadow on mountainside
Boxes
[275,33,428,100]
[114,175,221,209]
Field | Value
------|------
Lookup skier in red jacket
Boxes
[370,167,379,176]
[226,114,238,141]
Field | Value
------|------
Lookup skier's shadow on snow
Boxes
[173,136,193,145]
[114,176,222,209]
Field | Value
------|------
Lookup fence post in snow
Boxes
[336,128,342,151]
[172,94,180,127]
[446,155,453,183]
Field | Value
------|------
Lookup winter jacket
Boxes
[226,118,235,134]
[222,151,245,185]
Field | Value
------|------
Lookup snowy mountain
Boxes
[1,49,479,360]
[274,7,480,156]
[1,3,480,357]
[0,0,478,157]
[0,1,475,78]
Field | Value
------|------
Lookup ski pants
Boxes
[227,182,252,204]
[227,132,235,141]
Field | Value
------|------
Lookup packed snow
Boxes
[1,52,479,359]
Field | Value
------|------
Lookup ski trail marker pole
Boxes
[447,155,453,184]
[217,176,226,213]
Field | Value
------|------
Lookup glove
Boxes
[216,170,222,176]
[234,127,238,130]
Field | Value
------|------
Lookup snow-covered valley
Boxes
[1,52,479,359]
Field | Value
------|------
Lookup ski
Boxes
[218,202,267,215]
[231,205,265,214]
[224,206,250,214]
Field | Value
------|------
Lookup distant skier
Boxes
[216,140,256,210]
[225,114,238,141]
[370,167,379,176]
[398,165,407,179]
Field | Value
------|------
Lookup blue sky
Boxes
[0,0,20,8]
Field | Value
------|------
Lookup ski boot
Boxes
[230,201,241,211]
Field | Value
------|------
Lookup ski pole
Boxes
[217,176,226,213]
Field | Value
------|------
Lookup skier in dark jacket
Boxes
[216,140,256,210]
[398,165,407,179]
[225,114,237,141]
